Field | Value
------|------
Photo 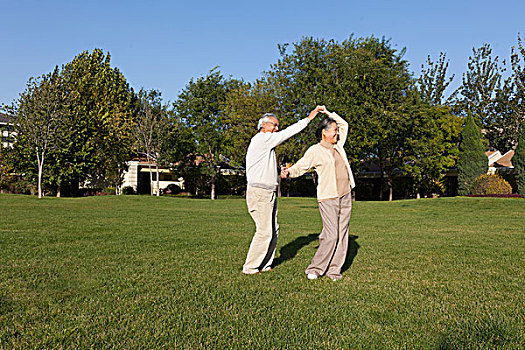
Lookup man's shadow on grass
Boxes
[273,233,360,271]
[273,233,318,267]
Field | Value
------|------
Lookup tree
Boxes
[264,38,334,166]
[514,126,525,195]
[59,48,136,193]
[351,38,413,201]
[418,52,455,105]
[133,89,171,196]
[453,44,516,151]
[264,36,415,200]
[223,79,280,167]
[11,70,68,198]
[174,69,238,199]
[508,34,525,151]
[403,103,462,198]
[457,111,488,195]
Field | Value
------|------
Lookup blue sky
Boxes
[1,0,524,106]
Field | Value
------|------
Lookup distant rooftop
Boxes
[0,112,12,123]
[493,150,514,168]
[487,149,514,168]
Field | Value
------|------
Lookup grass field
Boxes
[0,194,524,349]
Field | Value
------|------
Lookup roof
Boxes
[486,150,502,165]
[493,150,514,168]
[0,113,12,124]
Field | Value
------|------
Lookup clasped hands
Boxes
[307,105,330,121]
[282,105,330,178]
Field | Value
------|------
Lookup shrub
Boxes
[164,183,181,195]
[121,186,135,195]
[470,174,512,195]
[0,176,36,195]
[99,187,116,196]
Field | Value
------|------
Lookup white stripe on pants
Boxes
[243,186,279,274]
[306,192,352,280]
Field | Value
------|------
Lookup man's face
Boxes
[323,122,339,144]
[261,117,279,133]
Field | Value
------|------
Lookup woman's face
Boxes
[323,122,339,144]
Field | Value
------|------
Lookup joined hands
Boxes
[307,105,331,121]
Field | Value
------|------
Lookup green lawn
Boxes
[0,194,524,349]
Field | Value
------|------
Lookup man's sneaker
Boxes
[261,266,273,272]
[307,273,318,280]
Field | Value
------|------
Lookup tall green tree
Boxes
[403,103,462,198]
[418,52,455,105]
[264,36,415,200]
[223,79,280,167]
[513,126,525,195]
[457,111,488,195]
[11,70,68,198]
[174,69,238,199]
[59,48,136,193]
[453,43,516,151]
[352,38,413,201]
[508,34,525,150]
[264,38,334,169]
[134,89,164,196]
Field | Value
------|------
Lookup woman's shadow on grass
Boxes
[273,233,360,271]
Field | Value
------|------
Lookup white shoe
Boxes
[307,273,318,280]
[261,266,273,272]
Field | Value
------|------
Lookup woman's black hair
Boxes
[315,117,336,140]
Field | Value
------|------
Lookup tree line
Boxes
[1,35,525,199]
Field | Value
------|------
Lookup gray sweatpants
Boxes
[243,186,279,274]
[306,192,352,280]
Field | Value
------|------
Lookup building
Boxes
[487,149,514,174]
[121,159,184,195]
[0,113,15,148]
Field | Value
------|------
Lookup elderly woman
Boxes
[281,106,355,281]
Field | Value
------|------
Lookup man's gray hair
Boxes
[257,113,278,130]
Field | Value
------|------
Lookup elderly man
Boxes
[281,106,355,281]
[243,107,321,275]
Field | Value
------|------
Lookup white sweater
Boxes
[246,118,310,190]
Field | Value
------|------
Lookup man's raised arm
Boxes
[264,106,322,149]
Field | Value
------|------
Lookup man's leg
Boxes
[259,197,278,271]
[243,187,276,274]
[326,192,352,280]
[305,198,339,277]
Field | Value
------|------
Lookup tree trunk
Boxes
[37,150,44,199]
[379,168,384,201]
[210,175,216,200]
[277,176,282,198]
[37,165,43,199]
[148,159,153,196]
[116,164,122,196]
[57,183,61,198]
[387,177,393,201]
[156,164,160,197]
